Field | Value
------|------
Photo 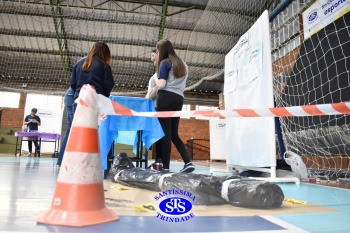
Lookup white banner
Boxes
[224,10,276,167]
[209,119,226,160]
[303,0,350,40]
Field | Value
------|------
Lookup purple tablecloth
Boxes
[14,132,62,141]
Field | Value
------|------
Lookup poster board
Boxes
[224,10,276,168]
[209,119,226,161]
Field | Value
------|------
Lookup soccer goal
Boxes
[271,1,350,179]
[223,0,350,182]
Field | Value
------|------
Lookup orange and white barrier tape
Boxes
[80,84,350,118]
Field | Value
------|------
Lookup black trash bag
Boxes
[109,152,169,191]
[161,173,236,205]
[114,167,169,192]
[109,153,285,208]
[223,179,284,209]
[109,152,135,180]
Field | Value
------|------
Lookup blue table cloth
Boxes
[99,96,164,170]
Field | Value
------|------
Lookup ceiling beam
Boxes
[49,0,72,83]
[157,0,168,41]
[0,28,233,55]
[4,0,264,18]
[0,6,242,37]
[0,45,223,69]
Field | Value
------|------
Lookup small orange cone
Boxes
[37,90,119,226]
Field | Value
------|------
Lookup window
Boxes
[0,91,20,108]
[26,94,62,110]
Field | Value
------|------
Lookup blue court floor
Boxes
[0,156,350,233]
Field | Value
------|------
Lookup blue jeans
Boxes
[57,105,74,166]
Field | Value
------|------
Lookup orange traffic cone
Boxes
[37,95,119,226]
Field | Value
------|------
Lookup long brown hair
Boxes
[156,39,186,78]
[82,41,111,71]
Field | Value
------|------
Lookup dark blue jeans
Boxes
[56,105,74,166]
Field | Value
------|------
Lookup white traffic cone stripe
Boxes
[57,152,102,184]
[72,103,99,128]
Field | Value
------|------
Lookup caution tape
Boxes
[80,84,350,118]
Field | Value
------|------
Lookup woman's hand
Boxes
[149,85,158,99]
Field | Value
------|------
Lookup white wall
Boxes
[21,94,64,154]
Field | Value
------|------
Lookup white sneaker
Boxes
[26,153,32,157]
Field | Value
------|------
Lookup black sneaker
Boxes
[180,163,195,173]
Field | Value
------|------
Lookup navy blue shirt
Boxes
[24,115,41,131]
[70,56,115,100]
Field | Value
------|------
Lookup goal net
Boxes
[190,0,350,179]
[0,0,197,96]
[271,1,350,178]
[0,0,281,97]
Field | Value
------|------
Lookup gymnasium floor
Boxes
[1,156,350,233]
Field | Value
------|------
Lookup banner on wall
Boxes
[303,0,350,40]
[224,10,276,167]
